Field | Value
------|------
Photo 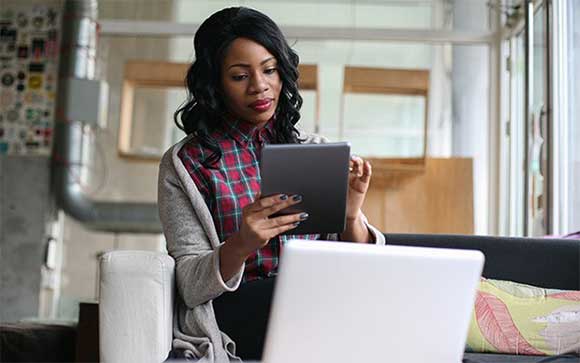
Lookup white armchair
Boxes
[99,250,175,363]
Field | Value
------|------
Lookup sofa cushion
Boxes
[463,352,579,362]
[0,323,76,362]
[384,234,580,290]
[466,278,580,356]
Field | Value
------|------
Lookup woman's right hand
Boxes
[219,193,307,282]
[229,193,307,259]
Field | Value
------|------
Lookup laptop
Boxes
[262,239,484,363]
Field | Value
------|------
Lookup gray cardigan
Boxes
[158,133,386,362]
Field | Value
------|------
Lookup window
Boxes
[341,67,429,160]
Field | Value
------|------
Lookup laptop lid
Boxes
[262,239,484,363]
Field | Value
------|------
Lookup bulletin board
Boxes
[0,3,61,155]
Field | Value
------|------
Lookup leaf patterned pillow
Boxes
[466,278,580,356]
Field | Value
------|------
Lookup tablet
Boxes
[260,142,350,235]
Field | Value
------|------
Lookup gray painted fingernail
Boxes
[280,194,288,200]
[293,222,301,226]
[292,194,302,202]
[300,213,309,220]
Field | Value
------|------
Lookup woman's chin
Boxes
[247,112,275,126]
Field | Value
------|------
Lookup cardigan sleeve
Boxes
[158,150,244,309]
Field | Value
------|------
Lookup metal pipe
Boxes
[60,0,97,78]
[53,0,161,234]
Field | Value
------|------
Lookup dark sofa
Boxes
[385,233,580,363]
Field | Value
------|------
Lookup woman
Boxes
[158,7,385,362]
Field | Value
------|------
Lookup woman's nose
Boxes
[249,73,268,94]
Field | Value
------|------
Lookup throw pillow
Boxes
[466,278,580,356]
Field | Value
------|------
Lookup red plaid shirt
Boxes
[178,118,319,283]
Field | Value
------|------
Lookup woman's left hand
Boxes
[346,155,372,220]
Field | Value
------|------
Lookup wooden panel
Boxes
[366,157,426,175]
[362,157,474,234]
[297,64,317,90]
[124,61,188,87]
[343,67,430,95]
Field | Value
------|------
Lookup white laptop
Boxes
[262,239,484,363]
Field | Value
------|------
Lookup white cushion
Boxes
[99,251,174,363]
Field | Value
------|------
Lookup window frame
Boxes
[340,66,430,169]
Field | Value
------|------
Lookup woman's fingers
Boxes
[245,193,288,213]
[248,213,304,242]
[254,194,302,219]
[349,155,364,177]
[350,157,372,181]
[237,194,305,252]
[269,218,303,237]
[265,212,308,229]
[361,160,372,183]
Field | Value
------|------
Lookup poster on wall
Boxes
[0,2,61,156]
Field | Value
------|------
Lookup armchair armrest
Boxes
[99,251,174,363]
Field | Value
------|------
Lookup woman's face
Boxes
[221,37,283,128]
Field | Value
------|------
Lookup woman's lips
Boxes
[249,99,273,113]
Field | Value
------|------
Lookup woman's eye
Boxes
[232,74,247,81]
[264,68,277,75]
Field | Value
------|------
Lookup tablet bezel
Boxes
[259,142,350,235]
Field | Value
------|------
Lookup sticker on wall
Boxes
[0,3,61,156]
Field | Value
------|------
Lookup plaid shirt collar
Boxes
[218,117,276,146]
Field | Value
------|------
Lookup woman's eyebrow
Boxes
[227,57,276,70]
[260,57,276,65]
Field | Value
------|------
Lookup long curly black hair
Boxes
[174,7,303,167]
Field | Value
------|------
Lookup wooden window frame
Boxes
[342,66,430,171]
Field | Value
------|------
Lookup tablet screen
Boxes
[260,142,350,235]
